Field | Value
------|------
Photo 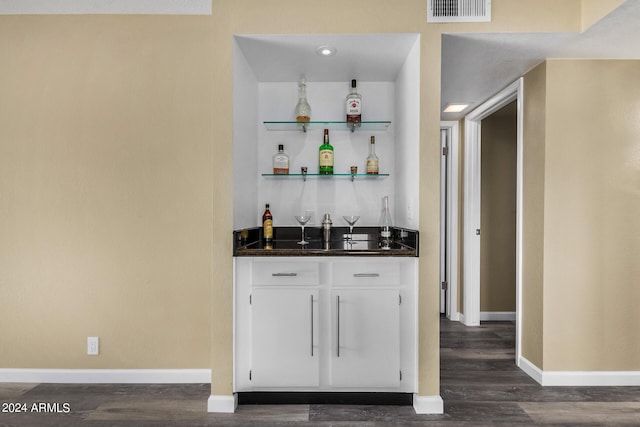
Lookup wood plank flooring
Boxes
[1,318,639,426]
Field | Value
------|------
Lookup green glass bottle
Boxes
[318,128,334,175]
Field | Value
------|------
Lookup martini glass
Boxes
[342,215,360,240]
[294,212,312,245]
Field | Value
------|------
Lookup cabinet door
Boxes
[251,288,319,388]
[331,289,400,388]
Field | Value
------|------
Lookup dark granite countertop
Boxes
[233,226,418,257]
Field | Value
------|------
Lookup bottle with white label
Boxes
[272,144,289,174]
[346,79,362,126]
[366,136,379,174]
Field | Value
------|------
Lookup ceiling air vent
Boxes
[428,0,491,23]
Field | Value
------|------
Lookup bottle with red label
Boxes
[346,79,362,125]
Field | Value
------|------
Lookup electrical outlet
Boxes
[87,337,99,355]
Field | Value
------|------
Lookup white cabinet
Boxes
[234,257,417,393]
[251,261,320,286]
[331,289,400,388]
[331,261,400,285]
[250,287,319,387]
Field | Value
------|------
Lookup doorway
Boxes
[440,121,459,320]
[462,79,523,365]
[480,101,517,321]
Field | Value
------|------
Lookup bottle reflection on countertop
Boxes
[380,196,392,249]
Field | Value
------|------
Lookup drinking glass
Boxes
[294,212,312,244]
[342,215,360,239]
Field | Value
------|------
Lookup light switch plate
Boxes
[87,337,99,355]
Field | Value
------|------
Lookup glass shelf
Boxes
[262,173,389,182]
[263,121,391,133]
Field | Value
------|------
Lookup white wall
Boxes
[257,81,396,228]
[233,40,259,230]
[233,35,420,232]
[394,37,421,230]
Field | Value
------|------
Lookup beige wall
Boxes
[521,59,640,371]
[581,0,626,29]
[542,60,640,371]
[480,102,517,313]
[1,0,609,403]
[521,62,547,368]
[0,16,215,368]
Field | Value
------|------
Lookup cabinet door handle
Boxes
[310,294,314,357]
[353,273,380,278]
[271,272,297,277]
[336,295,340,358]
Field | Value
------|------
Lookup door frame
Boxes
[462,78,523,365]
[440,121,459,321]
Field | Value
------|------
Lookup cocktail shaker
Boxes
[322,213,332,246]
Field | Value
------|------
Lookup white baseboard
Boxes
[480,311,516,321]
[519,357,640,386]
[413,394,444,414]
[458,312,479,326]
[456,312,516,325]
[0,369,211,384]
[208,394,238,413]
[448,311,461,322]
[519,357,544,384]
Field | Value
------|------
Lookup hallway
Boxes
[440,318,640,425]
[1,318,639,425]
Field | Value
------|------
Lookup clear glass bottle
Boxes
[272,144,289,174]
[295,78,311,123]
[366,136,379,174]
[346,79,362,125]
[380,196,392,249]
[319,128,334,175]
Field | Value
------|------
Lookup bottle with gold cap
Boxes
[262,203,273,246]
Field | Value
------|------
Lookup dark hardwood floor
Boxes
[1,317,639,426]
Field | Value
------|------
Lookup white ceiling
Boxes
[234,33,419,83]
[0,0,211,14]
[441,0,640,120]
[234,1,640,120]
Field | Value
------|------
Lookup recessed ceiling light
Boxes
[316,45,337,56]
[443,103,470,113]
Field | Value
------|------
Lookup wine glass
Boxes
[343,215,360,240]
[294,212,312,245]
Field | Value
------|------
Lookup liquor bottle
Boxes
[272,144,290,174]
[366,136,379,175]
[318,128,334,175]
[380,196,392,249]
[295,78,311,123]
[346,79,362,125]
[262,203,273,244]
